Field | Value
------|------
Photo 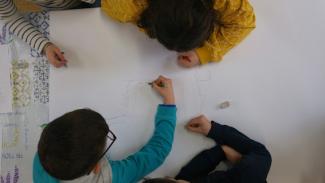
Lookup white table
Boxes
[49,0,325,182]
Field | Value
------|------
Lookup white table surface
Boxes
[49,0,325,182]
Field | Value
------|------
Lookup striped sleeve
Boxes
[81,0,96,3]
[0,0,50,54]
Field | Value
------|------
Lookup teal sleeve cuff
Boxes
[156,105,177,121]
[159,104,176,107]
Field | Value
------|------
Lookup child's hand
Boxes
[151,75,175,105]
[43,43,68,68]
[221,145,243,164]
[178,51,200,68]
[186,115,211,136]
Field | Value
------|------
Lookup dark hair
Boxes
[143,178,177,183]
[138,0,219,52]
[38,109,109,180]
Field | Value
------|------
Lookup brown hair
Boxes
[138,0,219,52]
[38,109,109,180]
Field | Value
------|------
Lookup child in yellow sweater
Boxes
[101,0,256,68]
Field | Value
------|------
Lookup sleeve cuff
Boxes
[159,104,176,107]
[207,121,223,142]
[195,46,222,64]
[38,39,51,55]
[156,105,177,118]
[195,46,212,65]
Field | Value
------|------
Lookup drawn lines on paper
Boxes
[102,70,212,124]
[193,68,212,113]
[105,80,157,124]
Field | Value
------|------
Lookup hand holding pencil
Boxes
[43,43,68,68]
[151,76,175,105]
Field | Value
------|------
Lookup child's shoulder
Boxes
[101,0,148,22]
[214,0,228,11]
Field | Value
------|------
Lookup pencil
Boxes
[148,82,165,88]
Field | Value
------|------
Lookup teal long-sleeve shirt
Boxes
[109,104,177,183]
[32,104,176,183]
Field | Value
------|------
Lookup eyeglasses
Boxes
[87,130,117,175]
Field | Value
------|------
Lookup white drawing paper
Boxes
[49,7,325,181]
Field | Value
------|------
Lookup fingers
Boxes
[186,122,201,133]
[157,75,168,81]
[48,54,64,68]
[54,48,68,67]
[178,51,200,68]
[54,48,67,64]
[151,75,175,104]
[154,75,170,87]
[152,82,162,93]
[178,55,191,62]
[178,57,194,68]
[185,115,211,135]
[45,43,68,68]
[152,76,169,93]
[50,56,66,68]
[52,60,62,68]
[186,116,202,132]
[152,76,165,92]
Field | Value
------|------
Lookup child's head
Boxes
[138,0,218,52]
[38,109,109,180]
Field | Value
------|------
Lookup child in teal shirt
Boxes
[33,75,177,183]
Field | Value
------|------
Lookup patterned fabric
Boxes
[101,0,256,64]
[32,58,49,104]
[0,0,51,54]
[0,11,50,183]
[11,59,32,107]
[28,11,50,104]
[27,11,50,58]
[0,23,13,45]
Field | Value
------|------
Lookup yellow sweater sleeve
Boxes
[196,0,256,64]
[101,0,147,23]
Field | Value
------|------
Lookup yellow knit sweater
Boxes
[101,0,256,64]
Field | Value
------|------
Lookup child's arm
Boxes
[186,116,272,183]
[208,122,269,156]
[109,105,176,183]
[0,0,67,68]
[0,0,50,54]
[175,146,225,181]
[101,0,146,23]
[192,123,272,183]
[196,0,256,64]
[109,76,177,183]
[187,116,270,157]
